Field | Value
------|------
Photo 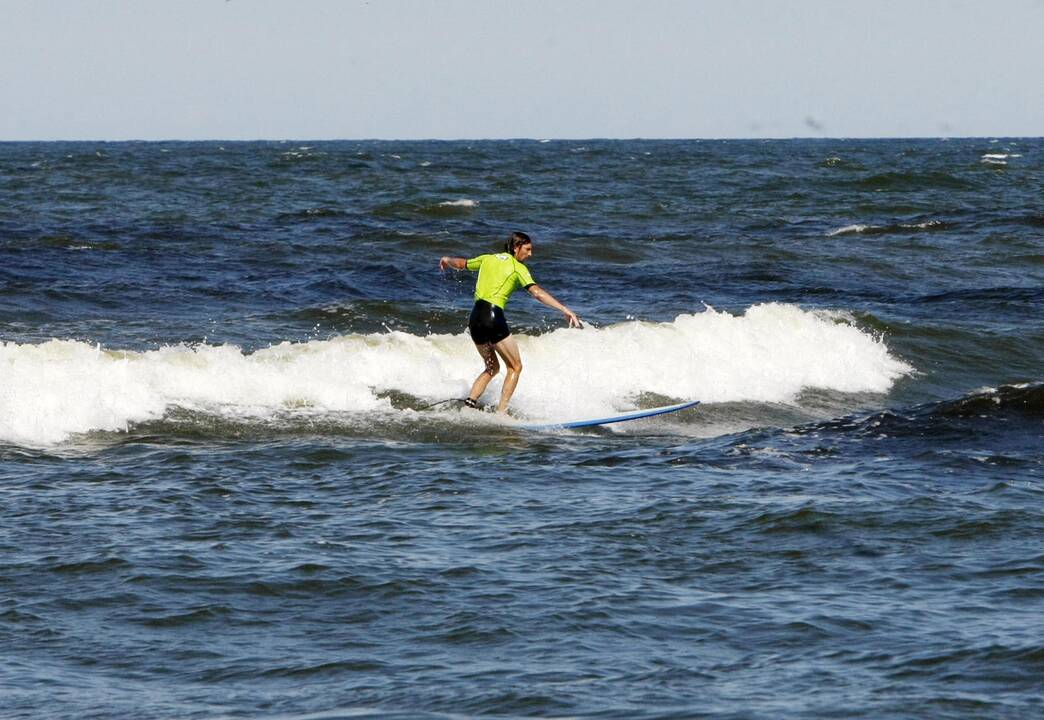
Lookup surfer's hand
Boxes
[564,309,582,328]
[439,256,451,270]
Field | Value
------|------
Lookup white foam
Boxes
[0,304,911,446]
[280,148,325,160]
[438,199,477,207]
[827,220,946,236]
[826,224,873,237]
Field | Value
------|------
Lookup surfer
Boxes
[439,231,582,414]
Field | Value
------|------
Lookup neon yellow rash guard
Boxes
[465,253,536,309]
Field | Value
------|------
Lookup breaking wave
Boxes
[826,220,953,237]
[0,303,912,446]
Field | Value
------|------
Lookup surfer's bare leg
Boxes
[493,335,523,414]
[468,342,499,402]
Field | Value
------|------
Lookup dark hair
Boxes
[505,231,532,254]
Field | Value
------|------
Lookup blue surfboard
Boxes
[519,399,700,431]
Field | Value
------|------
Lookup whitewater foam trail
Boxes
[0,304,911,446]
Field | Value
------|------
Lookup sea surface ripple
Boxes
[0,139,1041,719]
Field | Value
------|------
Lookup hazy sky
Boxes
[3,0,1043,140]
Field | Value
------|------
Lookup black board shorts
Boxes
[468,299,511,345]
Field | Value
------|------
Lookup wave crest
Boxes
[826,220,953,237]
[0,304,911,446]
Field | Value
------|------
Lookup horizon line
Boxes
[0,135,1039,144]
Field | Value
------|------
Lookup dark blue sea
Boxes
[1,139,1042,719]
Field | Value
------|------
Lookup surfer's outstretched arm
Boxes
[528,284,582,328]
[439,256,468,270]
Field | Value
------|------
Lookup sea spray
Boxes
[0,304,911,446]
[513,303,911,420]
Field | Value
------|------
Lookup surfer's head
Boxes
[505,231,532,260]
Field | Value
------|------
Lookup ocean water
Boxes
[0,139,1041,719]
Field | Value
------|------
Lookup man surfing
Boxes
[439,231,581,414]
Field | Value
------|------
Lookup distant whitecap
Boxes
[438,199,477,207]
[826,224,873,237]
[903,220,945,230]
